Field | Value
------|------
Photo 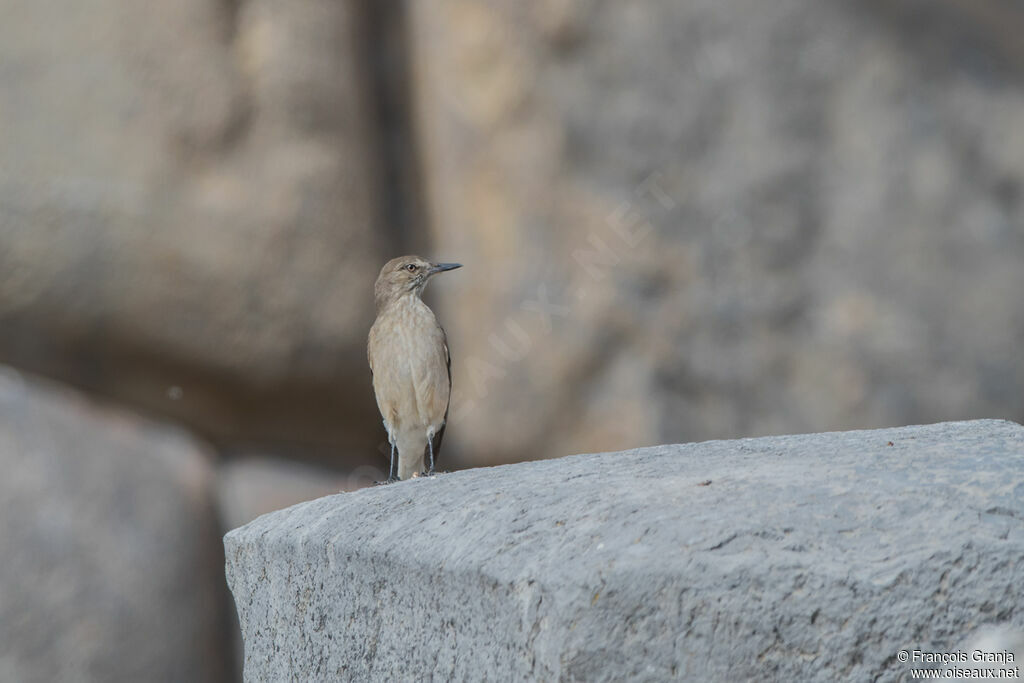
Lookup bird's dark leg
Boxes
[427,437,436,475]
[388,440,398,483]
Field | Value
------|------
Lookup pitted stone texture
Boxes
[225,420,1024,682]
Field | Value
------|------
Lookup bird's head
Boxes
[374,255,462,309]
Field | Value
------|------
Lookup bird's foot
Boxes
[374,477,399,485]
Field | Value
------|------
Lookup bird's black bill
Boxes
[430,262,462,274]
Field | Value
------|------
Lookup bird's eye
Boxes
[405,264,417,272]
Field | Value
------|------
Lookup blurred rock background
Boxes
[1,0,1022,680]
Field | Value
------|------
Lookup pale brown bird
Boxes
[368,256,462,481]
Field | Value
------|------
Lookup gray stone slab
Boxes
[225,420,1024,681]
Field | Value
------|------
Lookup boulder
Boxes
[407,0,1024,465]
[224,419,1024,682]
[0,368,233,683]
[0,0,388,460]
[216,454,383,671]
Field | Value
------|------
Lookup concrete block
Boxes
[225,420,1024,681]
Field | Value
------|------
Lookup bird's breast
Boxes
[369,299,450,429]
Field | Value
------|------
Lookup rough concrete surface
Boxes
[225,420,1024,682]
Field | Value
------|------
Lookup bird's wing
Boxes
[443,331,451,388]
[428,329,452,466]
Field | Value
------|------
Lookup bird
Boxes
[368,256,462,481]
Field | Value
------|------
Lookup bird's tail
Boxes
[395,430,428,480]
